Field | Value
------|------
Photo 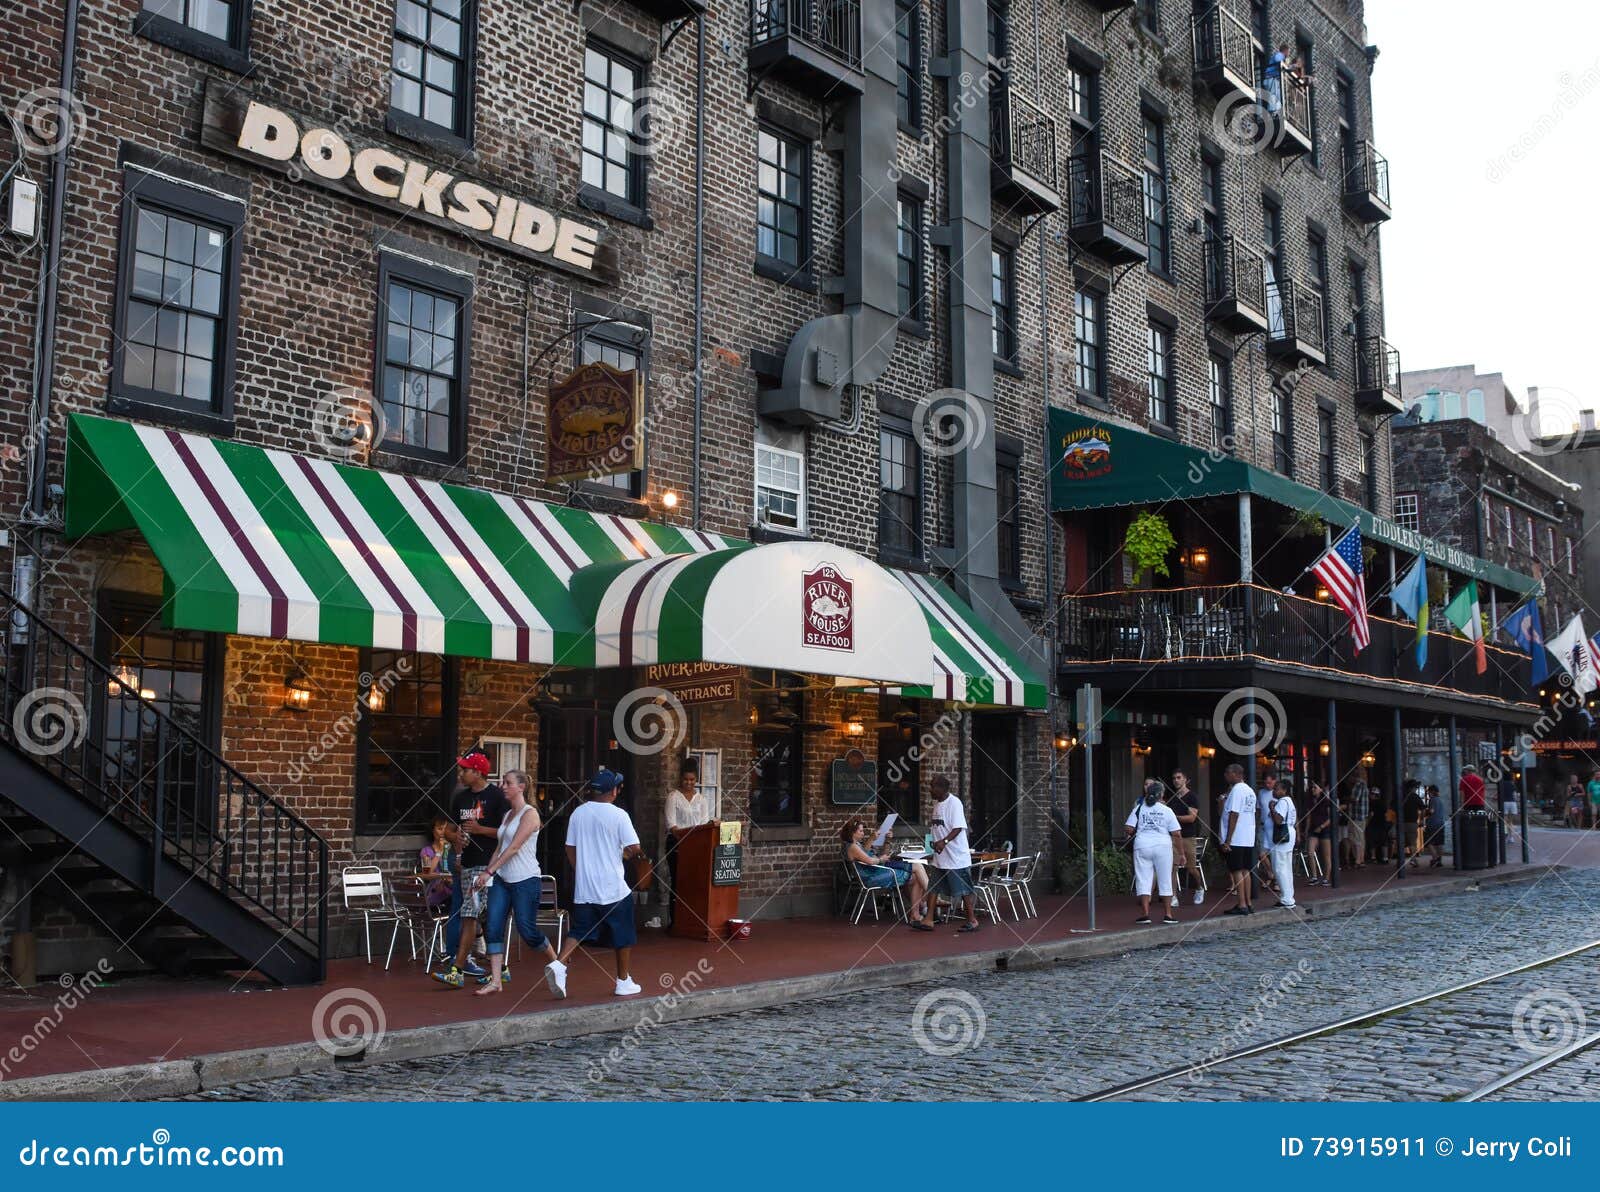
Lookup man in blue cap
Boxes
[546,768,644,998]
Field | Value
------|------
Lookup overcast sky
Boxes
[1368,1,1600,428]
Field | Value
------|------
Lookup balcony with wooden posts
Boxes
[1203,234,1268,334]
[990,81,1061,216]
[748,0,864,97]
[1191,3,1255,104]
[1355,336,1403,414]
[1343,140,1393,223]
[1066,150,1147,265]
[1264,278,1326,368]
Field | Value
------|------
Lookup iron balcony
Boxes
[1343,140,1393,223]
[1191,3,1255,104]
[748,0,865,98]
[1354,335,1403,414]
[1203,234,1268,334]
[1267,73,1315,158]
[990,81,1061,216]
[1067,150,1147,265]
[1264,278,1326,368]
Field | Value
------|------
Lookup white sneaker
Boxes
[1169,896,1179,907]
[544,960,568,999]
[614,976,642,997]
[1193,891,1204,905]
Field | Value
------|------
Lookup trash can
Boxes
[1458,808,1493,870]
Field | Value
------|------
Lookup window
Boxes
[897,193,926,324]
[877,698,923,823]
[1146,321,1173,426]
[1139,0,1161,35]
[582,43,646,210]
[1249,1,1269,81]
[1393,492,1419,533]
[879,424,922,559]
[390,0,473,141]
[1502,504,1513,543]
[137,0,250,68]
[1568,537,1577,575]
[750,674,804,825]
[1270,390,1292,475]
[1547,524,1557,564]
[377,256,471,461]
[1485,499,1497,544]
[895,0,922,129]
[991,246,1016,363]
[1066,63,1091,121]
[1296,35,1317,164]
[1466,388,1486,424]
[987,0,1007,61]
[1526,514,1536,555]
[1348,260,1369,345]
[756,443,805,531]
[577,319,647,497]
[1142,113,1170,273]
[1307,228,1330,364]
[1208,353,1232,447]
[996,457,1021,583]
[1335,69,1357,186]
[358,650,456,833]
[757,126,809,270]
[1074,287,1104,397]
[1317,407,1335,492]
[1359,430,1377,509]
[112,170,243,424]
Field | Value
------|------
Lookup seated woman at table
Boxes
[420,813,457,911]
[841,819,929,926]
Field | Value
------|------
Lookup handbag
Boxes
[625,851,655,892]
[1273,822,1291,845]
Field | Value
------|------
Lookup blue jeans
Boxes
[483,875,550,956]
[444,858,464,955]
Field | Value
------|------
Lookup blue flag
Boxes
[1498,599,1549,686]
[1389,554,1428,668]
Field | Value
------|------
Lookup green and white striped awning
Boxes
[64,414,1044,707]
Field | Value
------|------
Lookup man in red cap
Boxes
[432,750,508,988]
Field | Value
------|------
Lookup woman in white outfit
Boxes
[1269,783,1299,908]
[1124,780,1183,925]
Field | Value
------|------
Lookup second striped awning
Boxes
[64,413,1045,707]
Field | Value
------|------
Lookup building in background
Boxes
[1399,364,1529,445]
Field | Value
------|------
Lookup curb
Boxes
[0,864,1556,1101]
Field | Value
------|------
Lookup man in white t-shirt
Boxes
[547,768,644,998]
[1219,763,1259,916]
[915,776,981,934]
[1123,780,1182,925]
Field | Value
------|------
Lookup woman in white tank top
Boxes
[473,770,560,996]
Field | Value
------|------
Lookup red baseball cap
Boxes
[457,751,491,775]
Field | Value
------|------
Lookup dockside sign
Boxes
[199,81,609,281]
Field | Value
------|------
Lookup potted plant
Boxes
[1122,510,1177,585]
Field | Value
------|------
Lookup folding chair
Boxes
[988,853,1038,919]
[844,861,906,924]
[341,864,403,964]
[387,875,450,970]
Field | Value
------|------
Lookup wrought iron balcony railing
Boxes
[1355,335,1402,412]
[1264,277,1326,366]
[1191,3,1254,100]
[1343,139,1392,222]
[1203,234,1267,332]
[1067,150,1146,263]
[748,0,863,93]
[990,82,1060,213]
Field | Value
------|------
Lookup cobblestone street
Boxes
[193,867,1600,1102]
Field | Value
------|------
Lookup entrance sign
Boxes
[200,83,608,280]
[802,564,855,652]
[546,362,644,481]
[643,662,740,706]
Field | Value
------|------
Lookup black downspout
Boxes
[691,15,705,531]
[26,0,81,525]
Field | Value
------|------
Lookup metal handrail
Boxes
[1265,277,1324,353]
[749,0,862,69]
[1191,3,1252,78]
[991,82,1058,192]
[1344,139,1391,207]
[0,591,329,962]
[1357,335,1401,395]
[1068,150,1143,240]
[1203,234,1266,314]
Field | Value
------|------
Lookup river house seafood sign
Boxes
[802,565,854,653]
[546,362,643,481]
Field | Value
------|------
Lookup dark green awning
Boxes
[1048,408,1541,598]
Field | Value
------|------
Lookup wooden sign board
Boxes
[546,361,643,482]
[830,752,878,806]
[642,661,741,706]
[712,843,743,886]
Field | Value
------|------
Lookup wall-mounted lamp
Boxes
[844,717,866,737]
[1360,751,1377,768]
[365,684,387,713]
[1315,584,1332,602]
[1198,744,1217,760]
[1190,546,1210,568]
[660,489,681,512]
[1319,739,1331,757]
[108,663,140,699]
[1054,731,1077,752]
[283,669,314,712]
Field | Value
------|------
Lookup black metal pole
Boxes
[1327,698,1339,889]
[1495,723,1507,866]
[1518,743,1532,865]
[1447,713,1462,871]
[1392,704,1406,880]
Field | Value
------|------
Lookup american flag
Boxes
[1313,526,1370,653]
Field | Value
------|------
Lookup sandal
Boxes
[909,921,935,932]
[957,922,982,934]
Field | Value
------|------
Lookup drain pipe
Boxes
[690,15,706,530]
[24,0,81,526]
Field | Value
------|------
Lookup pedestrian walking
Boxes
[1219,763,1258,915]
[1269,783,1298,908]
[1124,780,1182,924]
[1167,769,1204,905]
[1345,776,1370,868]
[546,768,645,999]
[1402,781,1425,866]
[1303,779,1332,886]
[1424,783,1446,866]
[917,776,981,934]
[431,751,508,988]
[473,770,559,996]
[1587,770,1600,829]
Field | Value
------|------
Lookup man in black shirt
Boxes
[1167,769,1204,905]
[432,751,508,988]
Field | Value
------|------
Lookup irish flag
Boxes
[1444,580,1487,675]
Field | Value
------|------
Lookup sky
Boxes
[1367,1,1600,430]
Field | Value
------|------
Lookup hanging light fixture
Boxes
[108,663,139,698]
[1190,546,1210,568]
[283,669,313,712]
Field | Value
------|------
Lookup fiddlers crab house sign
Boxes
[200,81,608,280]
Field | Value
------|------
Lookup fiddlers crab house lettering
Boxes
[199,82,606,280]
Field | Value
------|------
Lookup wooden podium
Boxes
[670,821,741,940]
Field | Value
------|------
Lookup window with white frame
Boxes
[1393,492,1419,533]
[1526,514,1535,555]
[1547,524,1557,564]
[1502,505,1512,543]
[756,443,805,531]
[1568,536,1576,574]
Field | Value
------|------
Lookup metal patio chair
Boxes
[388,875,450,970]
[341,864,404,964]
[988,853,1038,919]
[844,861,906,924]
